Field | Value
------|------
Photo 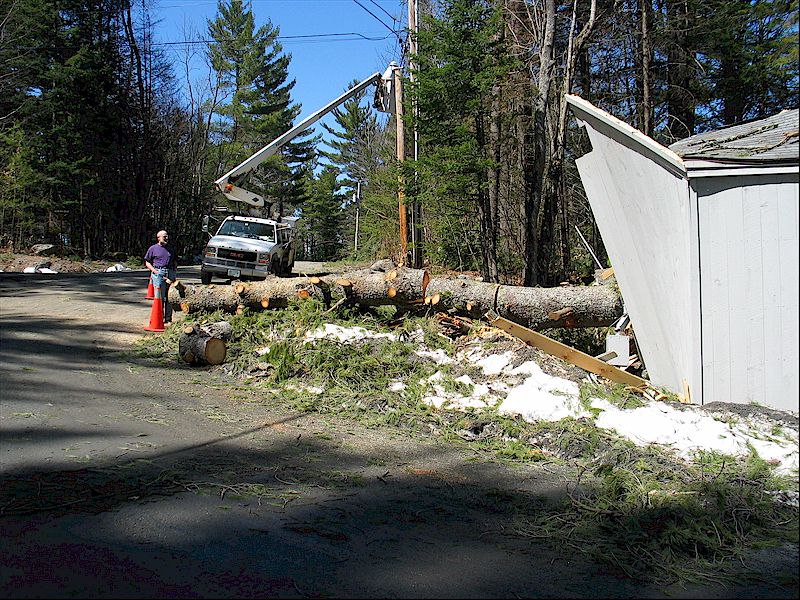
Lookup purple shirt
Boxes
[144,243,175,269]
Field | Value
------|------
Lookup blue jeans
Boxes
[152,267,176,322]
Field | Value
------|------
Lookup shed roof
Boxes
[668,109,799,164]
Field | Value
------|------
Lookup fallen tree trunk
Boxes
[494,285,622,329]
[169,267,430,314]
[168,280,240,315]
[335,267,430,306]
[424,277,500,320]
[425,276,622,329]
[169,267,622,329]
[178,322,230,365]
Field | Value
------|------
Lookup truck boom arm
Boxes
[215,65,396,208]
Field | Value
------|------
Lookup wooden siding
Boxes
[694,174,799,412]
[574,120,698,398]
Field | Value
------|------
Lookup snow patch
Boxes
[414,348,453,364]
[302,320,799,476]
[304,324,395,343]
[473,351,514,375]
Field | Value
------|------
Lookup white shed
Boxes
[566,95,799,412]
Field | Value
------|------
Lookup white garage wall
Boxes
[695,174,799,411]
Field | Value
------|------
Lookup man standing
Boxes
[144,230,177,324]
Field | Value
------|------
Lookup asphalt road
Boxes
[0,268,797,599]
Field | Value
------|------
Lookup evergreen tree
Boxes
[207,0,313,217]
[695,0,799,129]
[320,82,386,189]
[414,0,507,278]
[319,81,389,256]
[2,0,206,256]
[299,166,345,261]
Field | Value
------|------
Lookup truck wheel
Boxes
[273,260,284,277]
[201,271,212,285]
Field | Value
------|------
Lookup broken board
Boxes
[485,311,648,389]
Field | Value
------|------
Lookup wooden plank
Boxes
[485,312,649,389]
[599,267,615,281]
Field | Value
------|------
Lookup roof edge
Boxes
[566,94,687,176]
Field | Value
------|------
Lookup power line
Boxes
[17,31,395,51]
[352,0,400,40]
[160,32,394,45]
[367,0,397,23]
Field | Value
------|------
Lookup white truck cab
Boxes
[201,215,297,283]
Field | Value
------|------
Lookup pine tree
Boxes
[317,81,389,256]
[695,0,799,129]
[414,0,507,279]
[207,0,313,217]
[299,166,346,261]
[320,82,386,190]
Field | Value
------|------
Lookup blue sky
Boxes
[150,0,406,139]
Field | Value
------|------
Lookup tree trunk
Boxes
[665,0,695,141]
[426,276,621,330]
[639,0,653,136]
[425,276,501,320]
[523,0,556,288]
[169,270,621,331]
[168,267,431,314]
[178,323,229,366]
[233,277,331,309]
[168,281,241,314]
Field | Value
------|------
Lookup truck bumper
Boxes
[202,261,272,279]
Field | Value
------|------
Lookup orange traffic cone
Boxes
[144,283,165,332]
[145,275,155,300]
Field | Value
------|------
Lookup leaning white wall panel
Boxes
[575,124,695,396]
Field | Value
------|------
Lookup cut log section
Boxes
[178,322,230,366]
[168,280,240,314]
[233,277,330,308]
[332,267,429,306]
[197,320,233,341]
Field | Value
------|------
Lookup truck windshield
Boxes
[217,220,275,241]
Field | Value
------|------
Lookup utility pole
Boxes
[407,0,422,268]
[393,62,408,264]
